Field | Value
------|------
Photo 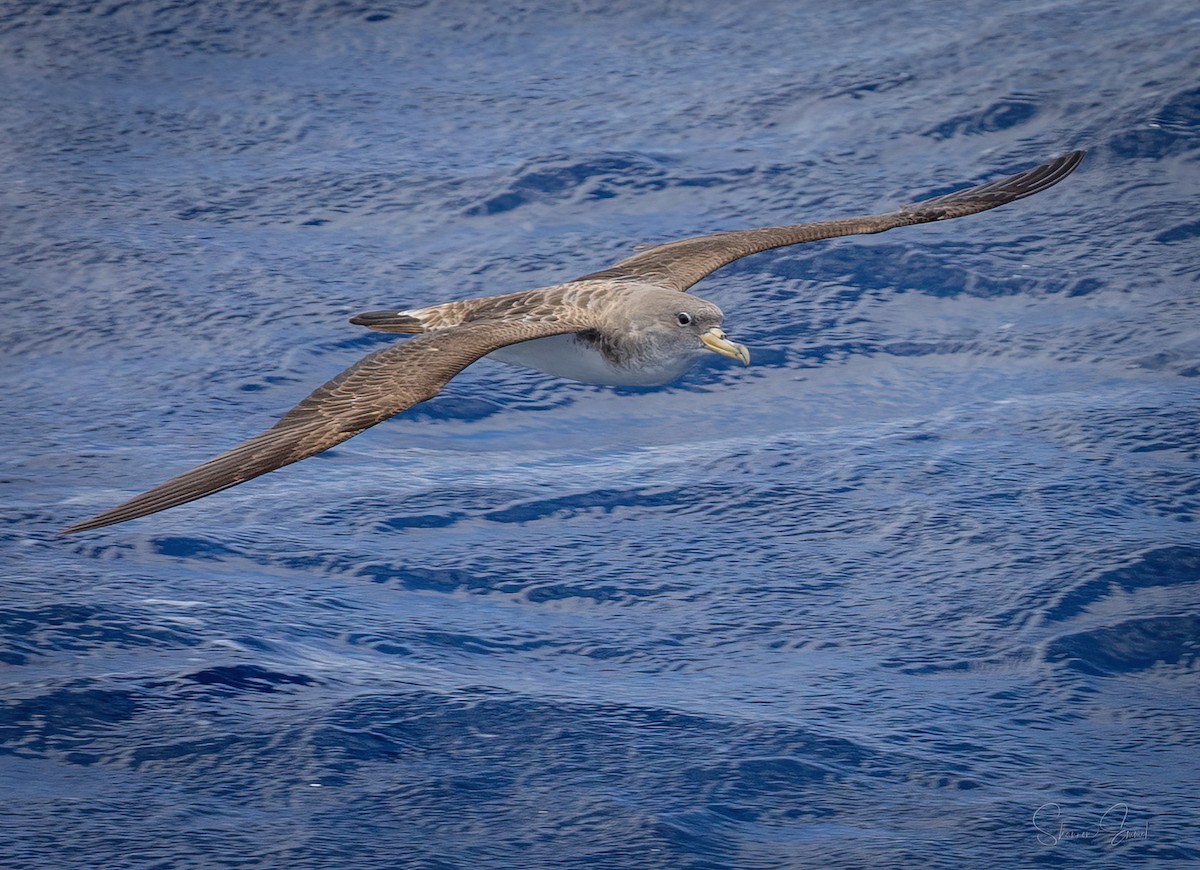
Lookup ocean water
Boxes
[2,0,1198,867]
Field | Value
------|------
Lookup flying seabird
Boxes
[63,150,1085,534]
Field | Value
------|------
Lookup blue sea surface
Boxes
[2,1,1198,867]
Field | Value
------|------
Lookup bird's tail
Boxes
[349,309,428,333]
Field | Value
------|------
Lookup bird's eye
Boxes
[676,312,693,326]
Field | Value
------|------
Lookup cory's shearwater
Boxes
[63,150,1085,533]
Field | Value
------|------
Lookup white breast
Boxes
[487,334,695,387]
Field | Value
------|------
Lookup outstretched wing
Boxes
[577,150,1085,292]
[63,315,591,534]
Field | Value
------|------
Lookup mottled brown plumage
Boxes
[64,150,1084,533]
[63,294,605,533]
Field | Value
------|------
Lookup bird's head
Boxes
[618,287,750,369]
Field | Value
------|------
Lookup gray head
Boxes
[606,285,750,375]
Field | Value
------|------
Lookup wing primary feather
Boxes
[576,150,1085,292]
[61,426,329,534]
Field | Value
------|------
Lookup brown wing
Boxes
[577,150,1085,292]
[349,284,608,335]
[63,315,591,534]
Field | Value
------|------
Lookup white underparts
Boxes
[487,333,697,387]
